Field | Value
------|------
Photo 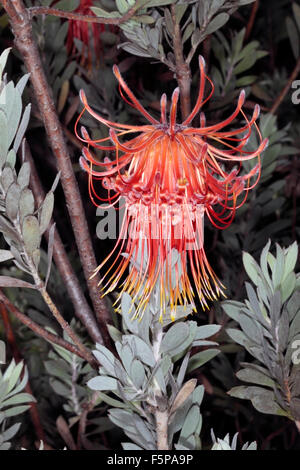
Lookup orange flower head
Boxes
[76,56,268,319]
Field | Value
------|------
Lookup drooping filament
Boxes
[76,56,268,318]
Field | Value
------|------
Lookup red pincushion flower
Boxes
[67,0,101,60]
[53,0,113,63]
[76,57,268,319]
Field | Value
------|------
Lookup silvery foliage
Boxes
[223,240,300,422]
[44,320,94,417]
[211,431,257,450]
[219,116,297,267]
[29,0,79,103]
[0,357,35,450]
[244,111,296,186]
[87,247,221,450]
[210,27,267,101]
[92,0,255,66]
[0,48,58,291]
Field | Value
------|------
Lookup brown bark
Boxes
[29,3,139,25]
[2,0,112,348]
[0,290,97,368]
[24,142,103,345]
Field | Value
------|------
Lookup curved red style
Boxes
[76,56,268,319]
[54,0,114,63]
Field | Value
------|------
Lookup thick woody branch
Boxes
[2,0,112,348]
[24,142,103,346]
[170,5,191,121]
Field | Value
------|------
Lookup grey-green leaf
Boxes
[187,349,220,373]
[19,188,35,221]
[87,376,118,391]
[39,192,54,234]
[205,13,229,35]
[17,162,30,189]
[236,367,275,388]
[5,183,21,220]
[22,215,41,255]
[0,250,14,263]
[0,276,35,289]
[161,322,190,354]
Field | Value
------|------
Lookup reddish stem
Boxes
[244,0,259,41]
[29,3,140,25]
[270,57,300,114]
[0,290,97,368]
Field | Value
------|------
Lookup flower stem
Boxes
[170,4,191,120]
[152,322,169,450]
[155,408,169,450]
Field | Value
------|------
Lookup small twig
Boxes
[24,141,103,346]
[221,65,234,98]
[270,57,300,115]
[77,391,99,450]
[56,415,77,450]
[2,0,112,348]
[261,422,291,449]
[244,0,259,42]
[186,23,210,66]
[0,301,46,443]
[63,125,84,150]
[244,100,269,112]
[170,4,191,120]
[29,3,140,25]
[0,291,97,367]
[40,286,94,365]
